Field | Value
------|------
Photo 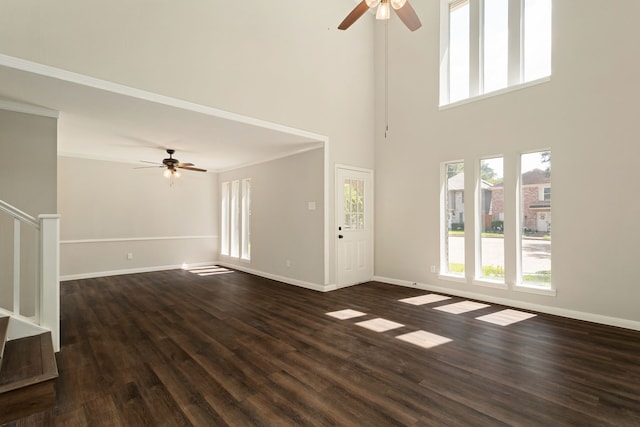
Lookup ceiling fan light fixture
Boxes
[376,1,391,20]
[390,0,407,9]
[164,168,180,178]
[365,0,381,7]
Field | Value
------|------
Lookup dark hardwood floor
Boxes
[3,268,640,426]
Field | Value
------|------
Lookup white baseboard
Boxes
[61,260,332,292]
[373,275,640,332]
[216,261,330,292]
[60,261,217,281]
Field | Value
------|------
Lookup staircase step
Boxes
[0,332,58,424]
[0,316,8,369]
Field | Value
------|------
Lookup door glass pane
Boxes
[483,0,509,93]
[444,162,465,275]
[479,157,504,280]
[351,179,358,213]
[520,151,551,286]
[344,178,365,230]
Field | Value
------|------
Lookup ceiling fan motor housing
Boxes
[163,149,179,169]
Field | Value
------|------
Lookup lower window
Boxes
[519,151,551,287]
[442,161,465,276]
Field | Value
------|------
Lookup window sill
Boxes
[473,278,508,290]
[438,274,467,284]
[513,283,556,297]
[439,76,551,110]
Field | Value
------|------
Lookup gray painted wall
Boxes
[58,156,218,278]
[219,148,324,286]
[0,109,57,216]
[373,0,640,325]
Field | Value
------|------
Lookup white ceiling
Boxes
[0,56,325,172]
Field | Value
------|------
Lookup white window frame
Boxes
[540,185,551,201]
[440,0,551,107]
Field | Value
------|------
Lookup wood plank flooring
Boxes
[3,268,640,426]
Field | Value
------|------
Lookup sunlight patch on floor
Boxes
[396,330,453,349]
[476,309,537,326]
[325,309,368,320]
[399,294,452,305]
[185,265,234,276]
[434,301,491,314]
[356,318,404,332]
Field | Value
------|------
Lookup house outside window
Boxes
[519,151,551,288]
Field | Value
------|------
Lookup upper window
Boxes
[440,0,552,106]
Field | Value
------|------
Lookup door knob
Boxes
[338,234,344,239]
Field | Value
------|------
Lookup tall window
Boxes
[519,151,551,287]
[221,178,251,260]
[241,179,251,260]
[440,0,552,105]
[477,157,505,281]
[220,182,230,256]
[442,161,465,276]
[230,180,240,258]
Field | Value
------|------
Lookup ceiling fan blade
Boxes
[394,1,422,31]
[134,165,164,169]
[178,165,207,172]
[176,162,194,167]
[338,1,370,30]
[139,160,162,165]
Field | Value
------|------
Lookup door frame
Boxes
[334,164,374,288]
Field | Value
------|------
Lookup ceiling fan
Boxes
[138,149,207,183]
[338,0,422,32]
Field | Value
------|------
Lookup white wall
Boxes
[58,156,218,279]
[0,0,377,285]
[219,148,325,288]
[374,1,640,327]
[0,109,57,216]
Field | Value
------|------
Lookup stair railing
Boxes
[0,200,60,351]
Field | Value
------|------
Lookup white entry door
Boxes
[537,212,551,233]
[336,166,373,287]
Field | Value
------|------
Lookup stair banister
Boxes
[0,200,60,352]
[0,200,38,227]
[39,214,60,352]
